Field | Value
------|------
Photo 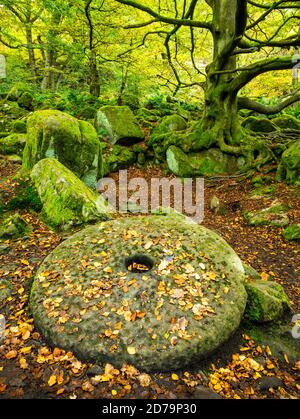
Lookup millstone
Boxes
[30,216,247,371]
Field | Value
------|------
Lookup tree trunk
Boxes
[25,25,37,81]
[197,0,244,154]
[89,50,100,97]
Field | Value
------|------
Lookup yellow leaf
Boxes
[127,346,136,355]
[21,259,29,266]
[19,357,28,369]
[171,373,179,381]
[48,375,57,387]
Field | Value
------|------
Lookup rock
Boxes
[167,146,245,177]
[276,141,300,185]
[0,279,13,303]
[193,386,223,399]
[151,114,187,137]
[1,101,27,119]
[243,201,290,227]
[258,376,284,391]
[22,110,102,189]
[147,115,188,159]
[12,119,27,134]
[0,243,11,255]
[86,365,103,377]
[0,213,31,240]
[102,145,136,176]
[243,263,260,280]
[95,106,144,145]
[242,117,278,133]
[210,195,220,214]
[283,224,300,241]
[244,280,291,323]
[7,155,22,163]
[31,158,112,230]
[273,115,300,131]
[18,91,33,110]
[30,215,247,371]
[0,133,27,156]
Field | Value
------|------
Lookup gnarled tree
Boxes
[113,0,300,160]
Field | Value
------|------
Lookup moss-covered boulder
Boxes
[30,215,247,371]
[31,158,112,230]
[243,201,290,227]
[152,114,187,137]
[276,141,300,185]
[0,213,31,240]
[103,145,136,176]
[244,280,291,323]
[12,119,27,134]
[273,115,300,131]
[0,133,27,156]
[22,110,102,189]
[283,224,300,241]
[95,106,144,145]
[167,146,244,177]
[242,117,278,133]
[1,101,27,119]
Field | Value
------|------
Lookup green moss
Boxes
[276,141,300,185]
[103,145,136,175]
[244,280,291,323]
[6,177,42,212]
[0,133,27,156]
[12,119,27,134]
[273,115,300,131]
[31,158,112,230]
[283,224,300,241]
[95,106,144,145]
[243,201,290,227]
[242,117,278,133]
[22,110,101,189]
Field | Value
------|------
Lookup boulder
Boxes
[22,110,102,189]
[243,201,290,227]
[244,280,291,323]
[12,119,27,134]
[30,215,247,371]
[95,106,144,145]
[276,141,300,185]
[242,117,278,133]
[273,115,300,131]
[151,114,187,137]
[103,144,136,176]
[0,133,27,156]
[31,158,112,230]
[167,146,245,177]
[283,224,300,241]
[0,213,31,240]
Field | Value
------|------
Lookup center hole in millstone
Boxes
[125,254,154,273]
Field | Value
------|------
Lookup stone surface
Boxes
[258,376,284,391]
[95,106,144,145]
[30,215,247,371]
[102,144,136,176]
[243,201,289,227]
[244,280,291,323]
[283,224,300,241]
[167,146,244,177]
[31,158,112,230]
[0,133,27,156]
[22,110,102,189]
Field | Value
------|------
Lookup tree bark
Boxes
[25,25,37,81]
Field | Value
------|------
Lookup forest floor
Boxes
[0,158,299,399]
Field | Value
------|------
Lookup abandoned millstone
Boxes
[22,110,102,189]
[31,158,112,230]
[30,216,247,371]
[95,106,144,145]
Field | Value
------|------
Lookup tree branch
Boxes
[238,94,300,114]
